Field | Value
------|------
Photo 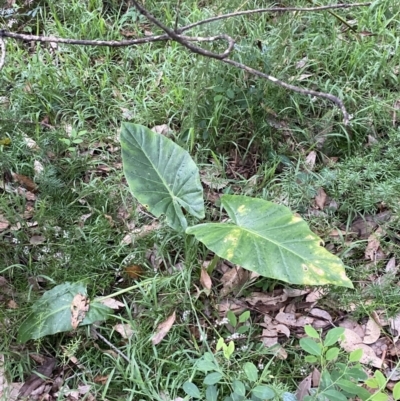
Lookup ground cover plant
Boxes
[1,0,400,400]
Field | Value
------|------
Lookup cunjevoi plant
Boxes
[17,122,353,343]
[120,123,353,288]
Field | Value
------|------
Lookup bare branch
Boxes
[0,37,5,72]
[179,2,371,33]
[131,0,234,59]
[0,30,170,46]
[132,1,352,124]
[222,58,351,125]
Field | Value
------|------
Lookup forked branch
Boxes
[0,1,372,124]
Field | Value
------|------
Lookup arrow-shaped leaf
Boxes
[186,195,353,287]
[121,123,205,231]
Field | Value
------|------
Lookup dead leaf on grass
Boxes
[305,151,316,170]
[385,257,398,274]
[125,265,145,279]
[339,318,365,338]
[0,216,9,232]
[220,266,250,296]
[365,227,385,260]
[309,308,332,322]
[363,317,381,344]
[33,160,44,177]
[296,373,312,401]
[200,268,212,296]
[389,313,400,342]
[283,288,309,297]
[29,235,45,245]
[151,124,171,136]
[114,323,134,339]
[152,311,176,345]
[7,300,18,309]
[339,328,382,368]
[12,173,37,192]
[217,299,247,315]
[245,291,288,306]
[71,293,90,330]
[275,311,313,327]
[98,298,124,309]
[18,357,56,398]
[315,188,327,210]
[305,288,326,303]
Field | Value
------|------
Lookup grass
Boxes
[1,0,400,399]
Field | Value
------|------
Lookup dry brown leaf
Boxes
[339,328,382,368]
[339,318,365,338]
[7,300,18,309]
[305,151,316,170]
[389,313,400,341]
[385,257,397,274]
[33,160,44,177]
[99,298,124,309]
[312,368,321,387]
[305,289,326,303]
[151,124,170,136]
[12,173,37,192]
[363,317,381,344]
[275,311,313,327]
[309,308,332,321]
[114,323,134,339]
[220,266,249,296]
[125,265,144,279]
[29,235,45,245]
[245,292,288,306]
[296,373,312,401]
[0,354,22,401]
[217,299,247,315]
[93,375,109,384]
[315,188,327,210]
[71,294,90,330]
[365,227,384,260]
[152,311,176,345]
[0,216,9,232]
[200,268,212,296]
[283,288,309,297]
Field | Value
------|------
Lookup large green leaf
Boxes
[186,195,353,287]
[120,123,205,231]
[18,282,111,343]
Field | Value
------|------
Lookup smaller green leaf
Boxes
[197,360,218,371]
[239,311,251,323]
[227,310,237,327]
[320,370,333,390]
[216,337,225,351]
[374,370,387,388]
[304,325,320,339]
[252,386,275,400]
[232,380,246,397]
[204,372,223,385]
[324,327,345,347]
[224,341,235,359]
[305,355,318,363]
[183,382,201,398]
[204,352,215,362]
[206,385,219,401]
[237,325,250,334]
[243,362,258,382]
[323,389,348,401]
[349,348,363,362]
[365,378,379,389]
[282,392,298,401]
[357,387,374,401]
[347,366,368,381]
[336,379,360,395]
[393,382,400,400]
[325,347,340,361]
[300,338,322,356]
[370,392,388,401]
